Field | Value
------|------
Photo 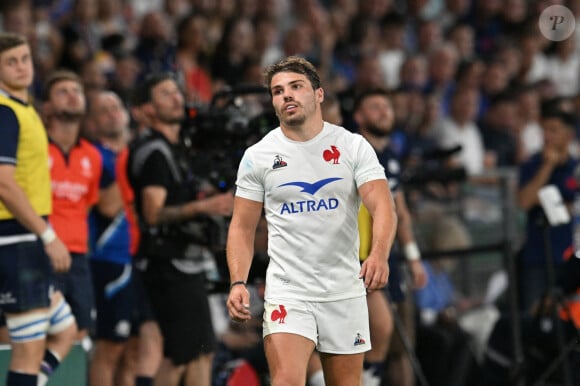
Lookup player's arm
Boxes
[142,185,233,225]
[226,196,262,321]
[97,182,124,218]
[139,152,232,225]
[0,164,53,236]
[517,149,559,210]
[0,105,48,235]
[516,165,553,210]
[0,165,71,272]
[359,178,397,291]
[0,106,69,271]
[394,189,427,289]
[93,151,121,218]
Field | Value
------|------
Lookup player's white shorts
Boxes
[263,296,371,354]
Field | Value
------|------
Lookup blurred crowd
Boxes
[2,0,580,385]
[1,0,579,167]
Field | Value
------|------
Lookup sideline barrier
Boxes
[409,168,526,386]
[0,343,87,385]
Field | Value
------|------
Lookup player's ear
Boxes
[141,102,155,120]
[316,87,324,104]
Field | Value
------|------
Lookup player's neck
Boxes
[0,85,28,103]
[48,123,80,153]
[98,132,127,153]
[361,129,389,152]
[281,117,324,142]
[152,122,181,144]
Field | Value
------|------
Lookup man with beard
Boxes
[127,73,234,386]
[353,88,427,386]
[43,70,102,341]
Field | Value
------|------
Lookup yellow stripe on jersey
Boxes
[0,95,51,220]
[358,204,372,261]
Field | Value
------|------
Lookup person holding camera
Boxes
[127,73,234,386]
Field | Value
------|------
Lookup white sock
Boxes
[38,372,49,386]
[362,368,381,386]
[308,369,325,386]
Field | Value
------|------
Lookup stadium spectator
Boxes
[43,70,101,341]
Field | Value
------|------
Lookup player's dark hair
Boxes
[264,56,321,94]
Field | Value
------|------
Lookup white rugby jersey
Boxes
[235,122,386,302]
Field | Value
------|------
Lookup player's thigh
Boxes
[264,332,315,384]
[64,253,95,331]
[263,299,317,383]
[91,260,134,341]
[320,351,364,386]
[0,240,51,313]
[367,290,393,341]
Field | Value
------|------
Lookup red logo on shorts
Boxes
[271,304,287,324]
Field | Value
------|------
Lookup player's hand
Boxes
[203,191,234,217]
[542,147,561,166]
[409,260,428,289]
[227,284,252,323]
[44,237,71,273]
[359,254,389,291]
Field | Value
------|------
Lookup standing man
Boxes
[127,73,233,386]
[85,90,135,386]
[115,90,162,386]
[353,88,428,386]
[0,33,75,386]
[43,70,102,341]
[517,109,578,313]
[226,56,398,386]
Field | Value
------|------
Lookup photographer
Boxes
[127,73,233,386]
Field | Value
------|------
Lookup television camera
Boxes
[180,84,278,192]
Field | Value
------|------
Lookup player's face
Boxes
[357,95,394,134]
[150,79,185,124]
[92,93,128,137]
[542,117,573,152]
[49,80,86,117]
[0,44,33,94]
[270,71,323,128]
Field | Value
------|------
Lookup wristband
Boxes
[40,226,57,245]
[404,242,421,261]
[230,280,247,289]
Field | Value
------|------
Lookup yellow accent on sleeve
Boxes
[358,204,372,261]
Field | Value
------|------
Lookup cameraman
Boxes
[127,73,233,386]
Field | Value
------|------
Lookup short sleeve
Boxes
[0,105,19,165]
[99,149,116,189]
[354,135,386,187]
[87,147,103,207]
[138,151,174,189]
[234,149,264,202]
[116,149,134,202]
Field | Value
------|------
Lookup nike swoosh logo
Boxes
[278,177,343,195]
